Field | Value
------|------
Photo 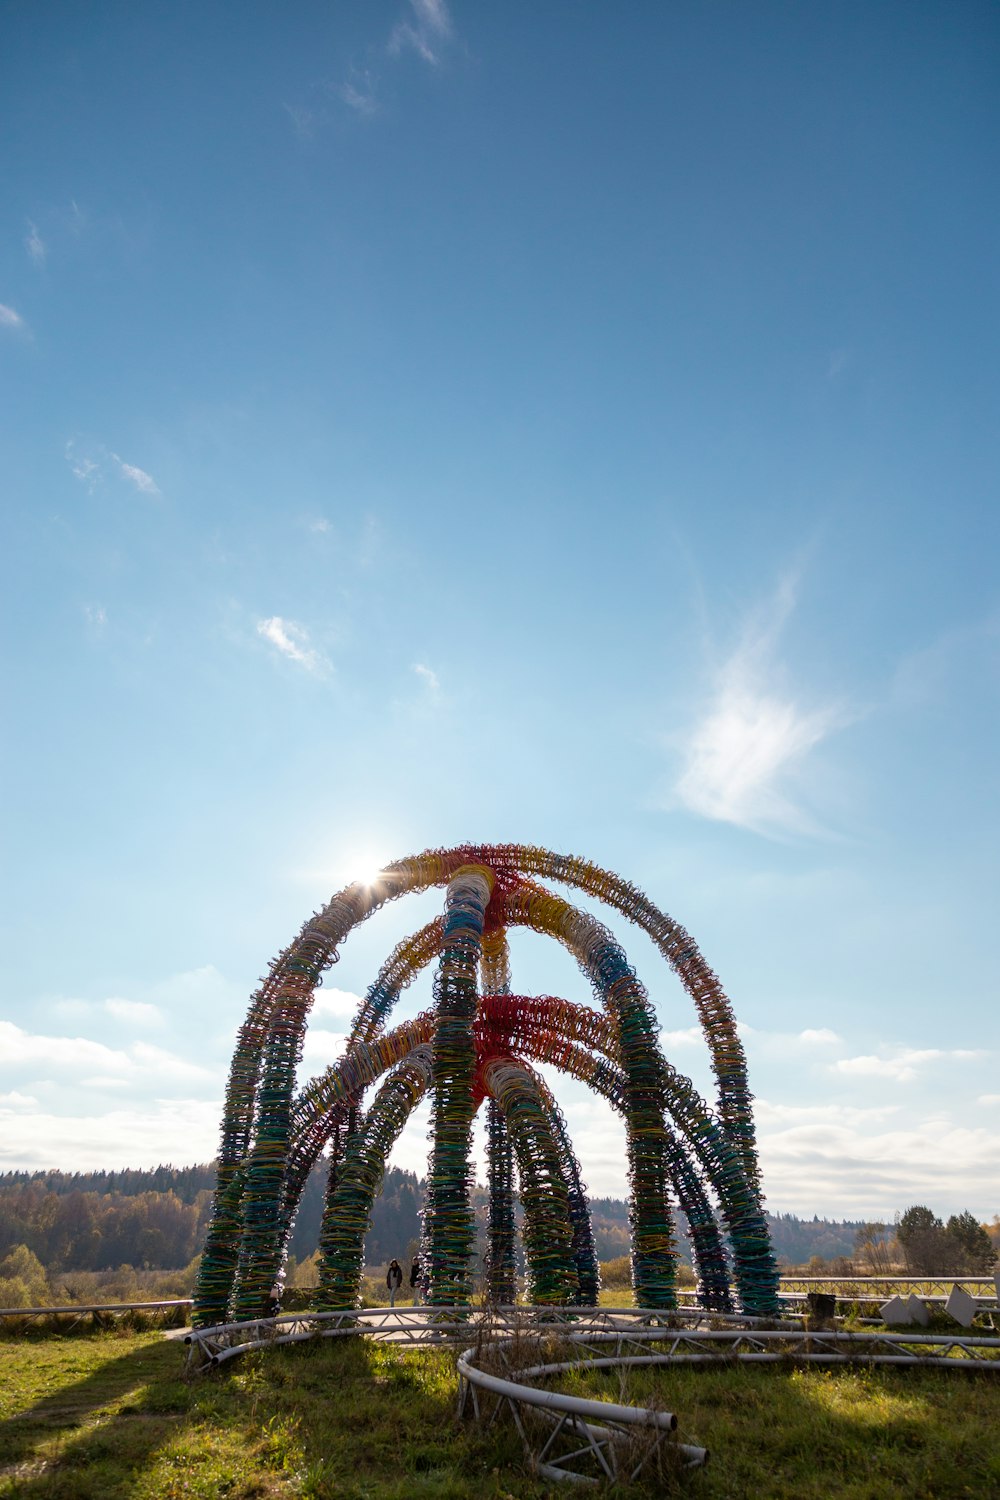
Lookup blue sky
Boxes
[2,2,997,1222]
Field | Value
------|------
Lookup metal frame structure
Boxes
[184,1303,770,1371]
[184,1304,1000,1485]
[0,1298,191,1333]
[778,1276,998,1300]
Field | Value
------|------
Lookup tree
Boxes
[945,1212,996,1274]
[986,1216,1000,1258]
[896,1205,950,1274]
[854,1222,895,1275]
[0,1244,50,1307]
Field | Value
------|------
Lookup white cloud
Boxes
[257,615,328,674]
[104,998,163,1027]
[672,575,849,837]
[755,1100,901,1127]
[25,221,46,265]
[0,1098,222,1172]
[756,1106,1000,1219]
[740,1024,844,1062]
[312,988,363,1021]
[412,662,441,695]
[979,1094,1000,1107]
[300,1028,348,1067]
[0,303,25,330]
[0,1020,212,1090]
[389,0,453,64]
[48,968,238,1029]
[659,1025,702,1049]
[111,453,160,495]
[0,1020,132,1076]
[83,604,107,629]
[833,1047,986,1085]
[0,1091,39,1110]
[307,516,332,534]
[129,1042,213,1082]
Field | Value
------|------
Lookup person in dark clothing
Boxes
[386,1258,403,1307]
[409,1255,421,1305]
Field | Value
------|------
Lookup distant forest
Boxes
[0,1163,870,1274]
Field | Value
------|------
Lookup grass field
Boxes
[1,1327,998,1499]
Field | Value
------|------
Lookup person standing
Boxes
[386,1258,403,1307]
[409,1254,421,1305]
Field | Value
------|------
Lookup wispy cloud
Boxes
[891,613,999,711]
[284,103,321,140]
[833,1047,986,1085]
[257,616,328,674]
[412,661,441,696]
[112,453,160,495]
[0,303,26,331]
[286,69,379,138]
[289,1,452,137]
[66,443,100,491]
[389,0,453,64]
[672,575,849,837]
[65,441,160,497]
[339,70,379,116]
[25,221,46,265]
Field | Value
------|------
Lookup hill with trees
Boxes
[1,1166,994,1305]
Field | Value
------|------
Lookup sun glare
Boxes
[344,852,389,888]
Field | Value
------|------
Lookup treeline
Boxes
[3,1165,993,1284]
[768,1212,864,1266]
[884,1206,996,1275]
[0,1177,214,1272]
[0,1165,216,1206]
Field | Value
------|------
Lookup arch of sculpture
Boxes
[194,844,779,1327]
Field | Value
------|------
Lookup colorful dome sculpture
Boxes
[194,845,780,1326]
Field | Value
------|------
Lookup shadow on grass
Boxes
[0,1336,187,1497]
[3,1331,998,1499]
[571,1357,1000,1499]
[0,1332,535,1500]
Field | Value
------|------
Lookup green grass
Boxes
[0,1329,998,1499]
[565,1359,1000,1498]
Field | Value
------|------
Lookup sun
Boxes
[341,850,389,888]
